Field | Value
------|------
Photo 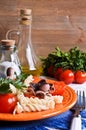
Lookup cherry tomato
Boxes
[47,65,54,76]
[51,81,66,96]
[54,68,63,80]
[60,69,74,84]
[74,71,86,84]
[0,93,17,113]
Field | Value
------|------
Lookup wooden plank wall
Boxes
[0,0,86,57]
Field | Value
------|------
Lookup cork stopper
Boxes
[0,40,15,50]
[20,9,32,25]
[20,9,32,16]
[1,40,15,46]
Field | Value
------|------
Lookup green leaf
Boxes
[0,73,28,94]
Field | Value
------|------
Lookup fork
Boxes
[70,90,85,130]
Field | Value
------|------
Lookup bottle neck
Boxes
[18,9,32,48]
[18,21,32,49]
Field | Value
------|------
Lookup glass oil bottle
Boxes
[6,9,42,76]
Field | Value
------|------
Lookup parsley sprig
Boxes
[0,73,28,94]
[41,47,86,75]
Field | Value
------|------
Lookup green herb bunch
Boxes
[41,47,86,75]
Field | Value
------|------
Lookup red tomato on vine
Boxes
[74,71,86,84]
[60,69,74,84]
[54,68,63,80]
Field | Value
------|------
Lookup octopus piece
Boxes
[26,87,35,97]
[35,90,46,99]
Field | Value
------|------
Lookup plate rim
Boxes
[0,78,77,121]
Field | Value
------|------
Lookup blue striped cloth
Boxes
[0,110,86,130]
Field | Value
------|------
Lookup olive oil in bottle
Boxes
[14,9,42,76]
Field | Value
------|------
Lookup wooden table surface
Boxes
[0,0,86,57]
